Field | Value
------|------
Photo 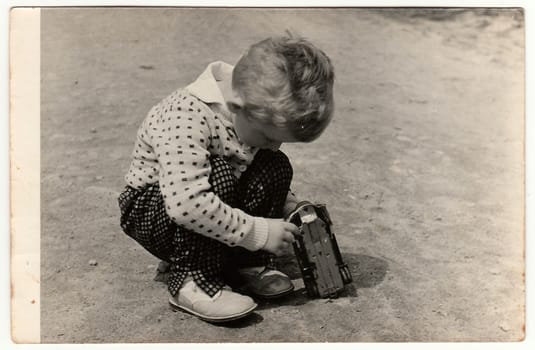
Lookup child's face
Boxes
[231,108,298,151]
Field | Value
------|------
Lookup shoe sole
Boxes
[168,297,257,323]
[256,284,295,299]
[237,284,295,299]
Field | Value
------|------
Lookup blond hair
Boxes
[232,34,335,142]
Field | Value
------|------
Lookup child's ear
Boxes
[226,88,244,113]
[227,102,242,114]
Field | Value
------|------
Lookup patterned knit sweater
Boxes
[125,62,297,251]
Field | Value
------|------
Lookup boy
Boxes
[118,34,335,322]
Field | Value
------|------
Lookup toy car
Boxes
[286,201,352,298]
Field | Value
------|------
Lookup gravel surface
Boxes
[40,8,524,342]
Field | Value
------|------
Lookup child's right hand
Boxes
[263,219,299,256]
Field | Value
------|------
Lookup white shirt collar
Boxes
[185,61,234,110]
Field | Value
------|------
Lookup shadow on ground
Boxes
[275,253,389,298]
[162,253,389,328]
[228,253,389,327]
[156,252,388,309]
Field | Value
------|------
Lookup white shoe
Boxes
[169,277,257,323]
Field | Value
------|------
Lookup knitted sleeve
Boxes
[149,99,268,251]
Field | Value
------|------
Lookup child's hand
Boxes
[263,219,299,256]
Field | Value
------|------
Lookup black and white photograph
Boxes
[8,4,527,345]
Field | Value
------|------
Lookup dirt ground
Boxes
[39,8,524,343]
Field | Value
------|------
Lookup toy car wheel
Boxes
[307,283,319,298]
[340,265,353,284]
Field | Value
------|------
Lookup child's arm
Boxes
[148,93,269,251]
